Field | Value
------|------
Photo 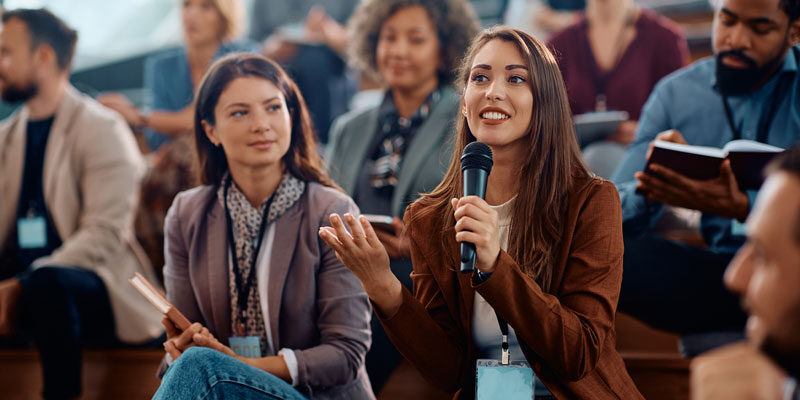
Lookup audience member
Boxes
[612,0,800,348]
[153,53,373,399]
[101,0,256,152]
[100,0,257,271]
[325,0,479,390]
[0,9,163,398]
[249,0,359,143]
[691,147,800,400]
[321,27,643,399]
[548,0,688,178]
[505,0,583,41]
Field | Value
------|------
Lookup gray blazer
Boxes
[326,87,459,217]
[163,182,374,399]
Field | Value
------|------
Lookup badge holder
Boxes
[475,313,535,400]
[17,207,47,249]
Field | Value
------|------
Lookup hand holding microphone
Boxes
[455,142,500,274]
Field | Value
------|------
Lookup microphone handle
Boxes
[459,168,489,274]
[460,242,476,273]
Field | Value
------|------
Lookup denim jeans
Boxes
[155,347,309,400]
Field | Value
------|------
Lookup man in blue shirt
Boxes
[612,0,800,339]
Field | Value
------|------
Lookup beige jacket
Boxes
[0,85,163,343]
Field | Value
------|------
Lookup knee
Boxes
[20,267,74,309]
[166,347,223,381]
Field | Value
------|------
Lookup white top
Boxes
[228,223,301,386]
[471,197,551,395]
[472,197,520,357]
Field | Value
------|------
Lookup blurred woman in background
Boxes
[99,0,258,271]
[547,0,688,178]
[325,0,479,390]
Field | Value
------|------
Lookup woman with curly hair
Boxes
[325,0,480,390]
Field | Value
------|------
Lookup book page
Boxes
[130,275,170,314]
[723,139,784,153]
[654,141,725,158]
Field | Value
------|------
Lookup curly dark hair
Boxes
[781,0,800,21]
[346,0,480,85]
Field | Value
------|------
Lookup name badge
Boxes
[476,359,535,400]
[17,216,47,249]
[731,219,747,237]
[228,336,261,358]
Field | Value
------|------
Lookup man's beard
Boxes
[758,300,800,378]
[1,80,38,103]
[762,335,800,378]
[715,48,786,96]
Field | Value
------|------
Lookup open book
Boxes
[129,272,191,331]
[644,139,784,190]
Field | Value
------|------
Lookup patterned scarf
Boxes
[370,88,441,189]
[216,172,306,353]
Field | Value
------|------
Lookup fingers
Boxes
[359,215,383,248]
[318,226,344,251]
[329,214,354,247]
[453,199,492,222]
[343,213,366,241]
[455,231,483,244]
[173,322,202,350]
[720,159,742,192]
[648,164,694,191]
[162,317,180,339]
[454,215,485,234]
[164,340,182,360]
[192,330,218,349]
[655,129,687,144]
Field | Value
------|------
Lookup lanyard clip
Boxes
[501,335,510,365]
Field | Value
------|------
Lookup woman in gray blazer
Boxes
[325,0,480,390]
[153,53,373,400]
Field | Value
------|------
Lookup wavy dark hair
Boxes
[194,53,338,189]
[412,27,589,292]
[346,0,480,85]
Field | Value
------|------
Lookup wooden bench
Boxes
[0,313,689,399]
[377,312,690,399]
[0,348,162,399]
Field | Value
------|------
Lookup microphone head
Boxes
[460,141,493,172]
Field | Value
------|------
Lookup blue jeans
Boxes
[155,347,308,400]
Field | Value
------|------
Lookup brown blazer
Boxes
[378,175,644,399]
[162,182,374,399]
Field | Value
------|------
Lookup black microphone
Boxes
[459,141,493,274]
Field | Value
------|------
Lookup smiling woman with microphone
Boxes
[319,27,642,399]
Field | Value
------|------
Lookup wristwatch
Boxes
[475,269,493,283]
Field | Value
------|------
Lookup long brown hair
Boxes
[414,27,589,292]
[193,52,338,189]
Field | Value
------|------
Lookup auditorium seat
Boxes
[0,348,162,399]
[0,314,690,399]
[378,312,690,400]
[616,312,690,400]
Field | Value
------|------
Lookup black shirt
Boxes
[11,116,62,272]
